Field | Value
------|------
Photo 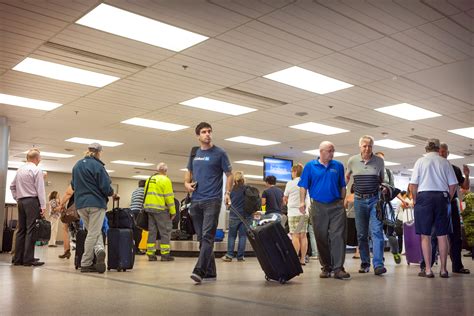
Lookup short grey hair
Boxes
[157,162,168,173]
[319,141,334,151]
[359,135,374,146]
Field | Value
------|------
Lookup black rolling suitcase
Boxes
[230,206,303,284]
[106,200,134,271]
[75,229,106,269]
[2,205,15,252]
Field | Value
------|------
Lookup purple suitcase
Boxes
[403,208,422,265]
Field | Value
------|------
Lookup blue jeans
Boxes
[226,217,249,259]
[354,196,384,268]
[190,198,222,277]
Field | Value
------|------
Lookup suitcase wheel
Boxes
[123,269,127,272]
[107,267,111,271]
[265,275,270,281]
[279,278,286,285]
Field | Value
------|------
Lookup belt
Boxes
[354,192,378,199]
[18,196,38,200]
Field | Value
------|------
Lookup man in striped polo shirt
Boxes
[346,135,386,275]
[130,180,146,255]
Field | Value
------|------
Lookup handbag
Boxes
[33,218,51,242]
[135,210,148,231]
[60,203,80,224]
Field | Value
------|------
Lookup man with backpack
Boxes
[185,122,233,284]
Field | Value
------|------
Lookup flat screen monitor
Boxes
[263,157,293,183]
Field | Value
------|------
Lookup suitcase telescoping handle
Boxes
[228,205,255,238]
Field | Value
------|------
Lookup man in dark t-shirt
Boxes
[262,175,284,215]
[185,122,233,284]
[440,143,470,274]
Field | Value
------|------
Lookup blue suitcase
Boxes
[107,228,134,272]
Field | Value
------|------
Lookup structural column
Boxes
[0,116,10,251]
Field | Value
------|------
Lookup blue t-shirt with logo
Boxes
[187,145,232,202]
[298,159,346,204]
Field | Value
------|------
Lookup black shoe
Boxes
[34,258,40,262]
[81,265,97,273]
[161,255,175,262]
[135,249,146,256]
[374,266,387,276]
[148,255,158,261]
[94,249,106,274]
[12,262,23,266]
[359,264,370,273]
[453,268,470,274]
[23,261,45,266]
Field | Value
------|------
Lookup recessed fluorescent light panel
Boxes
[180,97,257,116]
[8,161,24,168]
[244,174,263,179]
[76,3,208,52]
[468,163,474,167]
[235,160,264,167]
[65,137,123,147]
[448,127,474,139]
[13,57,119,87]
[263,66,353,94]
[122,118,188,131]
[303,149,348,157]
[180,168,188,171]
[374,139,415,149]
[106,170,115,173]
[132,175,152,179]
[111,160,154,167]
[0,93,62,111]
[225,136,280,146]
[384,161,400,166]
[290,122,349,135]
[23,151,74,158]
[374,103,441,121]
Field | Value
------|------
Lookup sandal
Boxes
[418,270,434,278]
[352,255,360,259]
[440,271,449,278]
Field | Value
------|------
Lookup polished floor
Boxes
[1,246,473,316]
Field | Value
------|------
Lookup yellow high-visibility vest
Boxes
[143,174,176,215]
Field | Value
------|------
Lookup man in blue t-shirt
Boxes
[299,141,349,280]
[261,175,284,217]
[185,122,233,284]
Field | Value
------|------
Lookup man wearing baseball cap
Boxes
[71,143,114,273]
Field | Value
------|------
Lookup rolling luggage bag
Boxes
[403,207,422,265]
[107,228,134,271]
[230,206,303,283]
[75,229,106,269]
[2,205,15,252]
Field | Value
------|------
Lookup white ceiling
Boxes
[1,0,473,183]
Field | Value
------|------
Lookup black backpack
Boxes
[243,185,261,215]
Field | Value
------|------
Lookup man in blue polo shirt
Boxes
[299,141,349,280]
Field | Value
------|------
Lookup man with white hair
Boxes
[410,139,457,278]
[346,135,386,276]
[299,141,349,280]
[143,162,176,261]
[10,149,46,266]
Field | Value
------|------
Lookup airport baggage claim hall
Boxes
[0,1,472,315]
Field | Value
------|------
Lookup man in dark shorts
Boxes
[409,139,457,278]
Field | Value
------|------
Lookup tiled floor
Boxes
[1,247,473,315]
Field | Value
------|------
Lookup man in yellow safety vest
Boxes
[143,162,176,261]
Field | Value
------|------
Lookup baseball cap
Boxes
[88,142,103,152]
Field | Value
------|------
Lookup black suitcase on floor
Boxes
[107,228,134,271]
[230,206,303,284]
[2,227,14,252]
[75,229,106,269]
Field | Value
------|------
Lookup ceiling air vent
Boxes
[209,87,288,109]
[333,116,379,128]
[42,42,146,70]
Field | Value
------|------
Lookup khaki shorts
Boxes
[288,215,308,233]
